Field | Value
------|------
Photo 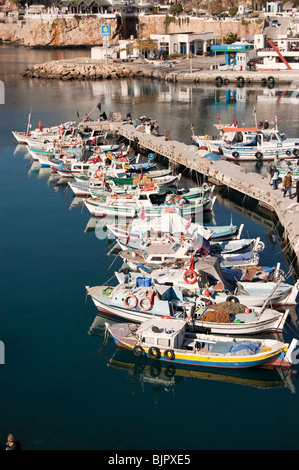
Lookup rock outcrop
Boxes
[0,15,263,47]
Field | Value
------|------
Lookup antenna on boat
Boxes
[252,106,257,128]
[27,108,32,135]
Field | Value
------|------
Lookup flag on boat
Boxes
[274,115,278,125]
[185,215,193,230]
[233,119,237,127]
[140,170,143,181]
[126,234,130,245]
[217,114,221,121]
[90,137,96,145]
[140,206,145,220]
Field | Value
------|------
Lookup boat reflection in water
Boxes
[88,314,297,395]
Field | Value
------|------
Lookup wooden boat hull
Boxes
[107,323,294,369]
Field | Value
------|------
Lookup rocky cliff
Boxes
[0,15,263,47]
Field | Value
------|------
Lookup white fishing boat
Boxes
[105,317,299,369]
[107,208,242,244]
[191,120,299,162]
[84,186,215,219]
[12,120,76,145]
[220,126,299,162]
[86,278,290,335]
[127,256,299,308]
[118,234,262,270]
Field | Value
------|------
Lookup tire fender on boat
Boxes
[226,295,240,303]
[148,346,161,359]
[255,152,263,160]
[133,345,144,356]
[164,349,175,360]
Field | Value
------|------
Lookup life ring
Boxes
[138,296,152,311]
[232,151,240,159]
[226,295,240,303]
[95,169,103,179]
[144,184,155,191]
[123,294,137,309]
[255,152,263,160]
[183,269,197,285]
[164,349,175,360]
[148,346,161,359]
[133,345,144,357]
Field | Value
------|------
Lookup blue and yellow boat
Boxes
[106,317,299,370]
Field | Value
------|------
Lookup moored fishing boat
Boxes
[86,279,290,335]
[105,317,299,369]
[114,255,298,308]
[221,126,299,162]
[84,188,215,218]
[106,207,242,243]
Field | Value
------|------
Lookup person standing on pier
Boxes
[272,166,279,190]
[282,171,293,199]
[267,162,273,185]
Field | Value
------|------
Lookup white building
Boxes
[150,32,214,56]
[264,2,283,14]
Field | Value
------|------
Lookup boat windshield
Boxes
[171,243,181,253]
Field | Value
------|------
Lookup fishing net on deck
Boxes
[209,301,247,314]
[200,310,232,323]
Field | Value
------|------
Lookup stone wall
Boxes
[0,14,263,47]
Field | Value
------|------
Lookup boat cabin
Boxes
[138,318,186,350]
[222,127,286,147]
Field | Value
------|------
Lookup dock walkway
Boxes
[95,120,299,270]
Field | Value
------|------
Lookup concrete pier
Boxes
[91,119,299,272]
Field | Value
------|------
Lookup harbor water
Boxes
[0,45,299,451]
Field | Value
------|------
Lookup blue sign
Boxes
[101,25,110,37]
[211,44,254,52]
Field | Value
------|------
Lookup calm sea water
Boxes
[0,45,299,451]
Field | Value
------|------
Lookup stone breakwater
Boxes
[21,59,160,80]
[22,58,299,85]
